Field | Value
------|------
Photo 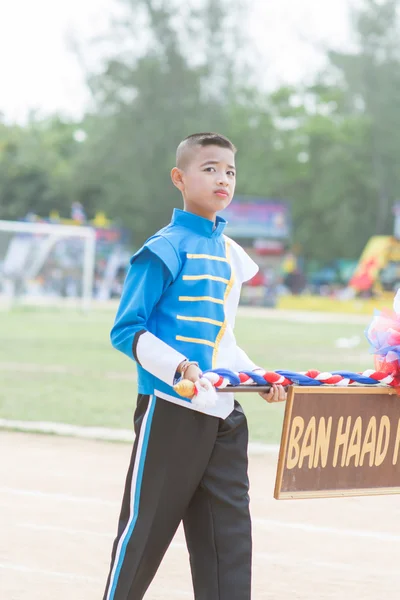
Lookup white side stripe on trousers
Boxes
[106,395,156,600]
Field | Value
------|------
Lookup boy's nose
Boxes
[216,175,229,186]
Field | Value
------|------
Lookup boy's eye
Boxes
[227,170,235,177]
[204,167,216,172]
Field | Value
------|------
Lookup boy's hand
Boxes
[177,362,217,409]
[259,384,287,403]
[181,364,202,384]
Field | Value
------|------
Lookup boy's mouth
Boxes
[214,189,229,198]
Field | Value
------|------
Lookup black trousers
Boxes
[102,395,252,600]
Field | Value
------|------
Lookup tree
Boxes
[0,116,85,221]
[73,0,247,244]
[328,0,400,236]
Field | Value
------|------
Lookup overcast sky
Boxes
[0,0,356,122]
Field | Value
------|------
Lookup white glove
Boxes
[191,377,218,409]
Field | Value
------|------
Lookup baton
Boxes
[216,385,273,392]
[174,379,289,398]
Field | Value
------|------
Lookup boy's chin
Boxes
[209,201,228,216]
[215,198,231,211]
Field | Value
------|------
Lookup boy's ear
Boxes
[171,167,184,191]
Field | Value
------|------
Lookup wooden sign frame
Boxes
[274,386,400,500]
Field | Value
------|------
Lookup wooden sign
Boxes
[274,386,400,499]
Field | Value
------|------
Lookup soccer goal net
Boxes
[0,220,96,309]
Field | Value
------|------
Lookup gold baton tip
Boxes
[174,379,196,398]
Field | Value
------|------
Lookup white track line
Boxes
[12,525,400,581]
[18,523,188,548]
[5,487,400,543]
[253,517,400,542]
[0,562,102,583]
[18,523,114,538]
[18,520,400,553]
[0,419,135,442]
[0,419,280,453]
[0,561,191,596]
[253,552,400,580]
[0,487,118,506]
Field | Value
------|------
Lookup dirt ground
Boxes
[2,431,400,600]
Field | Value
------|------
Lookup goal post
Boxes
[0,219,96,310]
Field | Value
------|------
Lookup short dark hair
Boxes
[176,132,236,168]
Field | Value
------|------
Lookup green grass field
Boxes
[0,307,372,443]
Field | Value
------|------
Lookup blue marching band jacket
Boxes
[111,209,260,419]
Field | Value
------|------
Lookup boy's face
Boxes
[172,144,236,221]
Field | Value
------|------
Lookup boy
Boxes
[103,133,286,600]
